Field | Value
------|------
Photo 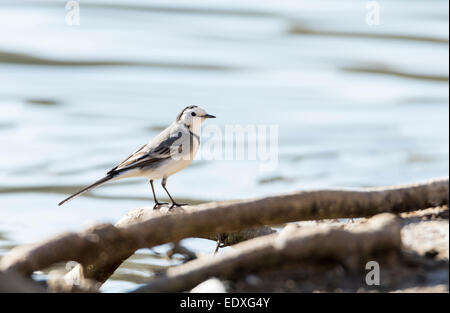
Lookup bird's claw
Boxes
[153,202,169,210]
[169,202,188,210]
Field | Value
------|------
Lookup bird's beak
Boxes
[203,114,216,119]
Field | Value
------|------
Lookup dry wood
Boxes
[133,213,402,292]
[0,178,447,288]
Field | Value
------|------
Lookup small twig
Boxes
[214,234,222,255]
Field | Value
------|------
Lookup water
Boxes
[0,0,448,292]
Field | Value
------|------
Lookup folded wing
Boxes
[108,131,183,175]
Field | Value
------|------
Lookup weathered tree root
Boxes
[133,213,402,292]
[0,178,447,288]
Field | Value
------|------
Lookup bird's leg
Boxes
[150,180,168,209]
[161,177,187,210]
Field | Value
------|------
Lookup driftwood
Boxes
[133,213,402,292]
[0,178,447,288]
[62,177,450,285]
[115,207,276,246]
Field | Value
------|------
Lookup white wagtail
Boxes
[58,105,215,209]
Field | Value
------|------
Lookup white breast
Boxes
[143,131,200,180]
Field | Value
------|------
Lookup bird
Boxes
[58,105,216,209]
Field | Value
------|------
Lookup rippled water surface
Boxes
[0,0,448,292]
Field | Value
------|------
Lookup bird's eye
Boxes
[191,112,196,117]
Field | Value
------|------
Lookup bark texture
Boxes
[0,178,447,287]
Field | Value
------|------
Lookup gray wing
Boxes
[107,131,183,175]
[107,144,147,174]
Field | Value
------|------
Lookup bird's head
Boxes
[176,105,216,127]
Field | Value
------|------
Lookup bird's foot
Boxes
[153,202,169,210]
[169,202,188,210]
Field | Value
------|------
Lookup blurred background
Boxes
[0,0,448,291]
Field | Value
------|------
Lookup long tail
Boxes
[58,175,114,206]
